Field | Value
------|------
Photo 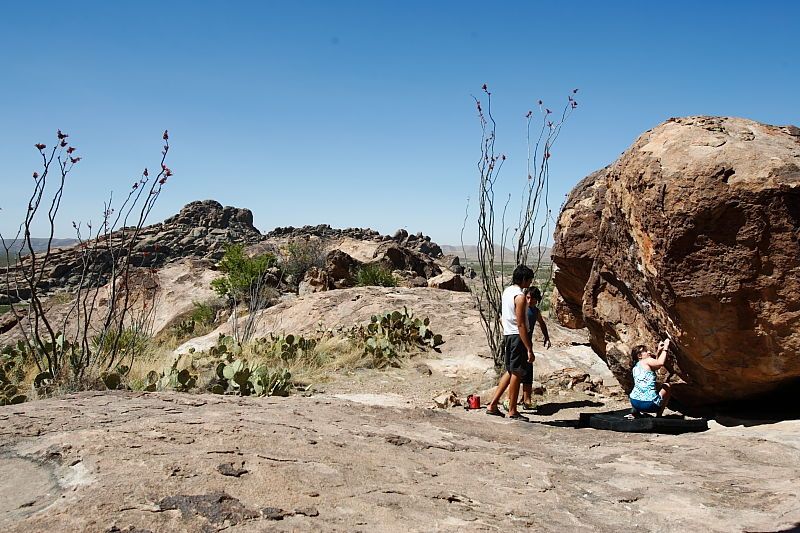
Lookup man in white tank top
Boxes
[486,265,536,421]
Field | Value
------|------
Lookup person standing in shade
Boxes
[486,265,535,421]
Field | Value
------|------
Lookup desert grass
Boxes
[239,335,377,387]
[7,321,428,398]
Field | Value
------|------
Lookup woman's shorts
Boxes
[630,396,663,413]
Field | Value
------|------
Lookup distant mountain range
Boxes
[1,238,77,260]
[441,244,551,262]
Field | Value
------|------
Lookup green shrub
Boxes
[355,264,397,287]
[538,282,554,314]
[211,244,277,302]
[191,301,217,325]
[279,239,324,281]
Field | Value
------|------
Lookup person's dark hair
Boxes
[631,344,648,363]
[512,265,535,285]
[524,286,542,302]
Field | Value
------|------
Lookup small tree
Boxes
[468,84,577,365]
[211,243,277,343]
[211,244,276,302]
[278,238,324,282]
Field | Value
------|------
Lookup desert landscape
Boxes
[2,115,799,532]
[2,3,799,532]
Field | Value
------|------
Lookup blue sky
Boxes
[1,1,797,245]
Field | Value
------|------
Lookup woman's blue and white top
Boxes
[629,361,658,402]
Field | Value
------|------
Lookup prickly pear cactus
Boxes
[208,358,292,397]
[155,362,198,392]
[0,356,27,405]
[351,307,445,367]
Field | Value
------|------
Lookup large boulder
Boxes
[298,266,331,295]
[427,271,469,292]
[553,116,800,405]
[325,250,361,288]
[372,243,441,279]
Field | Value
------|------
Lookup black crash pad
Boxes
[577,409,708,434]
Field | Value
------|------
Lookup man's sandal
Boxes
[486,408,505,418]
[508,413,529,422]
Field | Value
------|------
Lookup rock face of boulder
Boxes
[550,286,585,330]
[553,116,800,405]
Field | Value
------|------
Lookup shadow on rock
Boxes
[533,400,604,416]
[744,523,800,533]
[710,380,800,428]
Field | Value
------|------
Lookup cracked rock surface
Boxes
[2,388,799,532]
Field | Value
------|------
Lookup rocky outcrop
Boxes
[138,200,262,262]
[298,250,361,294]
[1,200,263,299]
[392,229,443,258]
[266,224,387,242]
[371,243,441,280]
[2,198,451,304]
[266,226,443,259]
[553,116,800,405]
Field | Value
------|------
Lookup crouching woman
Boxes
[628,338,672,418]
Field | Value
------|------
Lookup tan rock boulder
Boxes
[324,250,361,288]
[371,243,441,279]
[553,116,800,405]
[298,267,331,296]
[427,271,469,292]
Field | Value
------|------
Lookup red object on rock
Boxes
[466,395,480,410]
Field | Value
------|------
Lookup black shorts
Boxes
[521,359,534,385]
[504,335,528,377]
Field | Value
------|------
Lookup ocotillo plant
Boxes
[467,84,577,366]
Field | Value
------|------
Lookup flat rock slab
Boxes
[578,410,709,434]
[1,391,798,532]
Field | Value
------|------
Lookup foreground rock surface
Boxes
[553,116,800,404]
[1,390,799,532]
